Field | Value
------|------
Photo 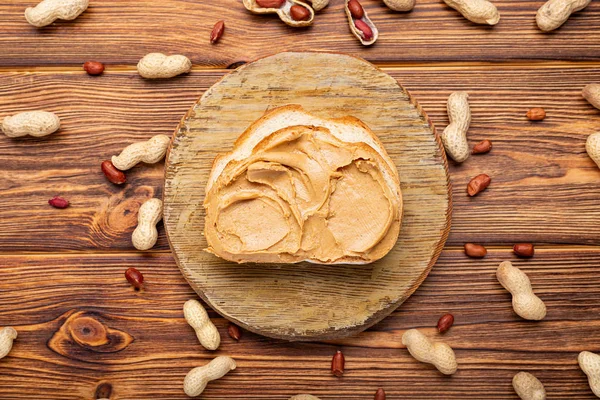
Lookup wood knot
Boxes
[68,317,108,347]
[49,311,133,360]
[91,186,158,246]
[95,382,112,399]
[227,60,247,70]
[107,186,156,233]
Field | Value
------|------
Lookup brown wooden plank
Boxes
[1,66,600,251]
[0,0,599,67]
[1,249,600,398]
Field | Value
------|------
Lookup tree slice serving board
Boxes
[164,52,451,341]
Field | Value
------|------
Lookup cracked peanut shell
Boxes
[243,0,315,27]
[345,0,378,46]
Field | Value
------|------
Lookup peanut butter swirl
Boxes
[204,124,402,264]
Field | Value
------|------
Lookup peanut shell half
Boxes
[243,0,315,27]
[345,0,378,46]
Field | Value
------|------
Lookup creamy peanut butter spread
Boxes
[204,124,401,264]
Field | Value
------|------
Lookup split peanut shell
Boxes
[345,0,378,46]
[243,0,315,27]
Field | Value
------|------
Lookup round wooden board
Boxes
[164,52,451,341]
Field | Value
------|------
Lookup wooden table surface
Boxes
[1,0,600,399]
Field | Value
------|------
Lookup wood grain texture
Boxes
[0,0,599,67]
[164,52,451,340]
[1,249,600,399]
[2,0,600,396]
[1,66,600,251]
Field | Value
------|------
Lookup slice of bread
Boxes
[204,105,402,264]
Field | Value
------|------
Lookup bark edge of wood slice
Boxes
[164,52,451,341]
